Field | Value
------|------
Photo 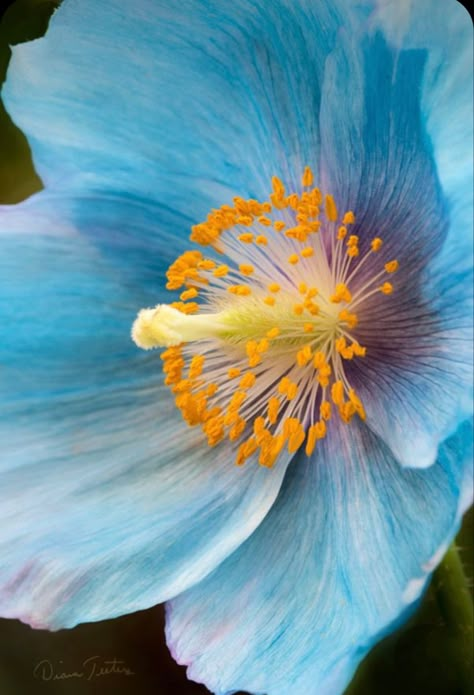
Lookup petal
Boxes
[317,6,473,468]
[373,0,473,273]
[166,418,472,695]
[4,0,350,209]
[351,288,473,469]
[319,24,447,272]
[0,194,291,629]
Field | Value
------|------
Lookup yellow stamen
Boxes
[213,264,229,277]
[384,260,399,273]
[349,389,366,420]
[305,425,317,455]
[236,436,258,466]
[240,372,257,389]
[197,259,216,270]
[339,309,358,328]
[238,233,254,244]
[180,287,199,301]
[296,344,313,367]
[266,327,280,339]
[337,226,347,240]
[313,351,326,369]
[302,166,314,187]
[228,284,252,296]
[272,176,285,199]
[352,342,366,357]
[331,380,344,406]
[237,215,253,226]
[134,168,400,469]
[267,397,280,425]
[229,417,246,441]
[325,194,338,222]
[288,420,305,453]
[170,301,199,314]
[330,283,352,304]
[320,401,331,420]
[189,355,205,379]
[239,263,255,276]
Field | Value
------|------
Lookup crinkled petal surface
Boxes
[166,419,473,695]
[0,194,293,629]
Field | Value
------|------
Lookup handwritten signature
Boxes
[33,656,135,681]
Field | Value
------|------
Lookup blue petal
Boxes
[319,29,447,272]
[0,194,291,628]
[165,418,473,695]
[4,0,351,210]
[318,9,473,467]
[371,0,473,289]
[351,287,473,469]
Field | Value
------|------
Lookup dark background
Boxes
[0,2,472,693]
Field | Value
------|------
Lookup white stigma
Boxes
[131,304,227,349]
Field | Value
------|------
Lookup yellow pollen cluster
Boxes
[132,167,400,468]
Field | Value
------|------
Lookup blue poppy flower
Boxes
[1,1,472,693]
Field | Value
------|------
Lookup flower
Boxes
[0,0,472,694]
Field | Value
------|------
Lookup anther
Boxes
[380,282,393,294]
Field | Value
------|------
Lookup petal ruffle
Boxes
[166,418,473,695]
[0,194,291,628]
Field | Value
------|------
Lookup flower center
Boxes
[132,167,398,467]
